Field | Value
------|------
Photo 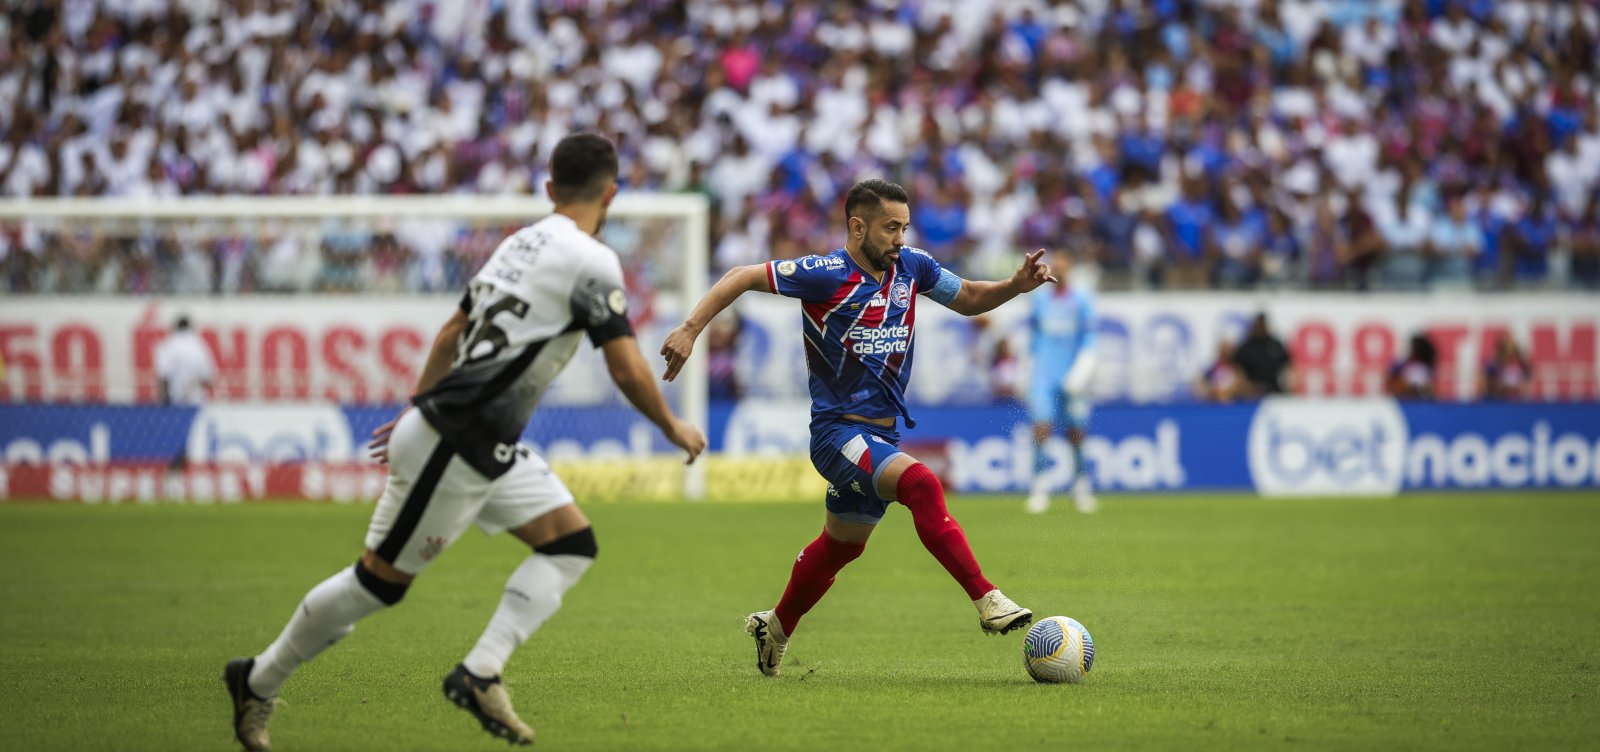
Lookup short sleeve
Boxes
[570,257,634,347]
[767,256,847,302]
[904,248,962,305]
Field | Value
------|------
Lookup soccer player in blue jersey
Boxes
[661,179,1058,676]
[1025,249,1099,514]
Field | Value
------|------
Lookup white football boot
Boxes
[1072,476,1099,513]
[442,664,535,746]
[974,589,1033,635]
[744,610,789,677]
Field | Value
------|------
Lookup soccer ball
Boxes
[1022,616,1095,683]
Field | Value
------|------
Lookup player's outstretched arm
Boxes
[660,263,771,381]
[602,335,707,464]
[943,249,1058,316]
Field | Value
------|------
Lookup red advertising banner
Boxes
[0,294,1594,404]
[1,463,387,503]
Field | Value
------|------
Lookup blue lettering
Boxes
[1267,419,1317,483]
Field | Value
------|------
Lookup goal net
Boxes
[0,194,709,501]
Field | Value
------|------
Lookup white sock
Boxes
[1030,475,1051,495]
[462,553,592,679]
[249,566,387,698]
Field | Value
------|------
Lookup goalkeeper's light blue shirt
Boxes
[1029,285,1097,384]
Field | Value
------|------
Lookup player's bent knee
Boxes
[353,559,410,606]
[895,463,943,507]
[533,526,598,560]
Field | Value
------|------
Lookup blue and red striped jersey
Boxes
[765,247,959,428]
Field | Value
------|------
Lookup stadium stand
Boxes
[2,0,1599,294]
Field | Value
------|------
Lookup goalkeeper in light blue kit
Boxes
[1026,249,1098,514]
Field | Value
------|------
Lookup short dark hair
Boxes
[843,179,909,224]
[174,315,191,331]
[549,133,618,203]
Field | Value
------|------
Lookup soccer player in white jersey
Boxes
[223,134,706,751]
[1025,249,1099,514]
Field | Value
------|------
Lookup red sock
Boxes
[772,530,865,636]
[897,463,994,600]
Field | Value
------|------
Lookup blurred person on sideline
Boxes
[155,314,216,470]
[1196,340,1247,403]
[1232,312,1292,397]
[990,338,1021,401]
[1387,333,1437,400]
[1025,249,1099,514]
[1482,334,1530,400]
[155,314,216,407]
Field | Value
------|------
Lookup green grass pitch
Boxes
[2,492,1598,751]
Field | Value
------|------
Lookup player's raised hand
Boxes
[1015,248,1059,291]
[660,323,698,382]
[668,417,707,464]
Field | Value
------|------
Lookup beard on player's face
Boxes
[858,219,904,273]
[860,234,899,271]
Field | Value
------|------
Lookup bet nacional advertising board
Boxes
[1,399,1596,501]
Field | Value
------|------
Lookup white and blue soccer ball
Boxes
[1022,616,1095,683]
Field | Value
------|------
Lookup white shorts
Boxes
[364,409,574,575]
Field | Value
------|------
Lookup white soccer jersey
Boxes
[154,330,216,406]
[415,213,632,478]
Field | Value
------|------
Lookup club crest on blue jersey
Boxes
[890,282,911,308]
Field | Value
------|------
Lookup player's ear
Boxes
[601,180,619,207]
[544,179,556,203]
[849,216,863,238]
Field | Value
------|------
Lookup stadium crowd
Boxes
[3,0,1600,294]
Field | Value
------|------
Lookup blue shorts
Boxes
[809,419,905,525]
[1027,381,1092,430]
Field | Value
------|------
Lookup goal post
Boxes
[0,193,710,500]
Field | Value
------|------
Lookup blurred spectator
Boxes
[1427,194,1484,287]
[1482,334,1530,401]
[705,314,742,401]
[1233,313,1292,397]
[1130,204,1168,289]
[1507,195,1558,285]
[1165,177,1215,289]
[1569,197,1600,289]
[989,338,1020,402]
[1195,340,1247,403]
[1377,193,1432,289]
[1387,333,1437,400]
[1211,193,1264,288]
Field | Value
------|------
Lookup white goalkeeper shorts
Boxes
[363,409,574,575]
